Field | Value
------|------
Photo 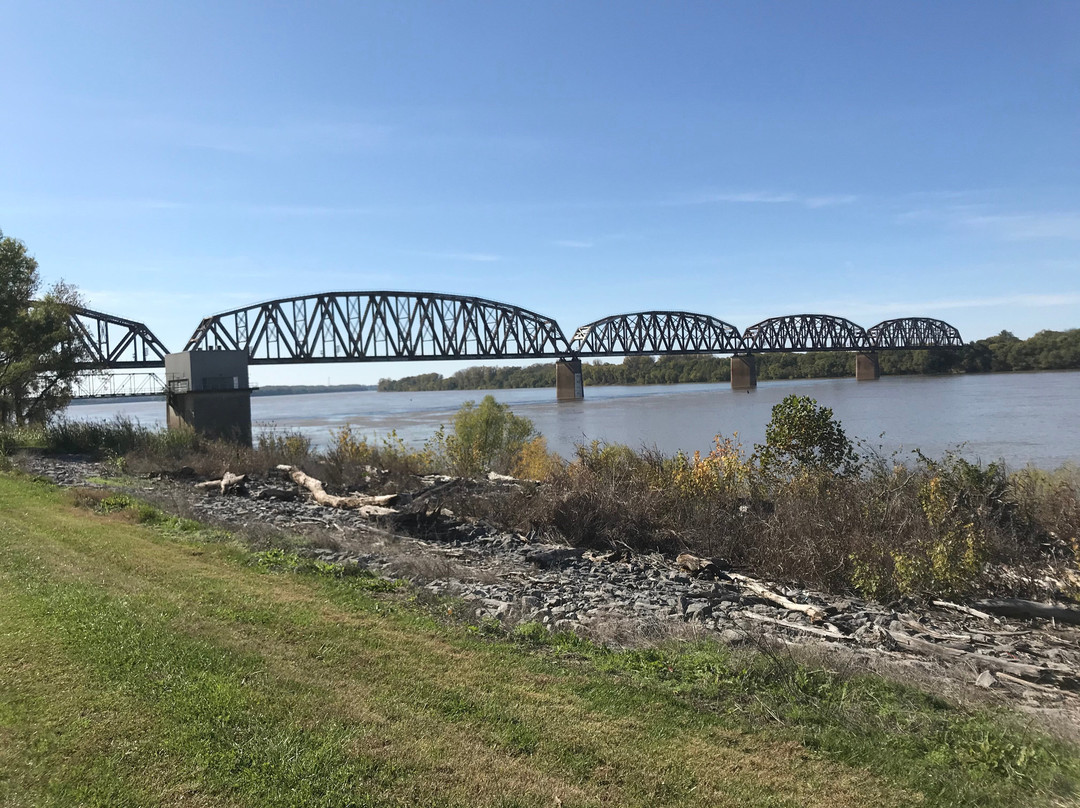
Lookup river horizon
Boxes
[65,370,1080,470]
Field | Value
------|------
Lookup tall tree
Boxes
[0,231,86,425]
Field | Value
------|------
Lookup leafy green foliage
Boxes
[756,394,859,476]
[0,231,87,426]
[428,394,536,476]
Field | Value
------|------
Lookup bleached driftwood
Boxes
[194,471,248,495]
[884,629,1079,688]
[276,465,398,515]
[723,571,829,623]
[741,611,854,641]
[676,552,719,578]
[931,600,996,621]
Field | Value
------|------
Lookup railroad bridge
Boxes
[62,292,964,441]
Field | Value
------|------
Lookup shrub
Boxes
[322,425,426,488]
[428,395,536,477]
[255,427,313,467]
[667,434,755,504]
[755,395,859,477]
[513,435,563,480]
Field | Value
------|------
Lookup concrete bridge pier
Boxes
[730,354,757,390]
[165,350,254,445]
[556,357,584,400]
[855,351,880,381]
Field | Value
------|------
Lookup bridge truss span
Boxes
[182,291,572,363]
[570,311,746,356]
[868,318,964,349]
[67,305,170,369]
[742,314,872,353]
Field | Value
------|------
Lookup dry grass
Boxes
[443,445,1080,603]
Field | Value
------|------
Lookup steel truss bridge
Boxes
[60,292,964,396]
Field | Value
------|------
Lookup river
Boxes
[66,371,1079,469]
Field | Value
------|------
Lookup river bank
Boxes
[18,452,1080,745]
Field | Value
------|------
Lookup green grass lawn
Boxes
[1,472,1077,807]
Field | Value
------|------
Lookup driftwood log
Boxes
[741,611,853,641]
[194,472,248,495]
[931,600,996,621]
[884,629,1079,688]
[676,553,719,578]
[723,571,829,623]
[973,598,1080,626]
[276,465,398,515]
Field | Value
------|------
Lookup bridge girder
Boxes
[182,291,572,363]
[742,314,872,352]
[570,311,746,356]
[64,305,170,369]
[867,318,964,349]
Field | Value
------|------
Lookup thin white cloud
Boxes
[960,212,1080,241]
[0,197,187,216]
[133,118,394,157]
[774,293,1080,319]
[554,239,594,248]
[722,292,1080,332]
[231,203,386,217]
[915,293,1080,310]
[667,190,857,209]
[402,250,502,263]
[897,205,1080,241]
[804,194,859,208]
[82,289,256,312]
[0,196,401,219]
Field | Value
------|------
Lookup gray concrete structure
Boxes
[730,355,757,390]
[556,358,584,400]
[165,350,253,444]
[855,351,881,381]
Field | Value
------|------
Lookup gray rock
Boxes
[684,601,713,621]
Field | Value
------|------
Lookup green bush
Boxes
[428,395,536,477]
[755,394,859,477]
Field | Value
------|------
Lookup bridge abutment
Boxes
[855,351,880,381]
[730,354,757,390]
[556,358,584,400]
[165,351,254,445]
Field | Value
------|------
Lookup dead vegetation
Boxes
[23,397,1080,605]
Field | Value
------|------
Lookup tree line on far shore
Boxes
[377,328,1080,392]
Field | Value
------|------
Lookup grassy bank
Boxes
[1,471,1078,806]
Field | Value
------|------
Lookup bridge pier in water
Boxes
[164,351,254,445]
[855,351,880,381]
[730,354,757,390]
[555,358,584,400]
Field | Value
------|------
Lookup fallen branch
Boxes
[995,671,1065,694]
[931,600,996,621]
[972,598,1080,626]
[741,611,854,641]
[276,465,398,515]
[723,572,828,622]
[194,471,247,495]
[884,629,1078,688]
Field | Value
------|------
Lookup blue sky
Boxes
[3,1,1078,385]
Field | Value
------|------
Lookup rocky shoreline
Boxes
[18,453,1080,739]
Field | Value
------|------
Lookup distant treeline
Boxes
[255,384,376,396]
[376,328,1080,392]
